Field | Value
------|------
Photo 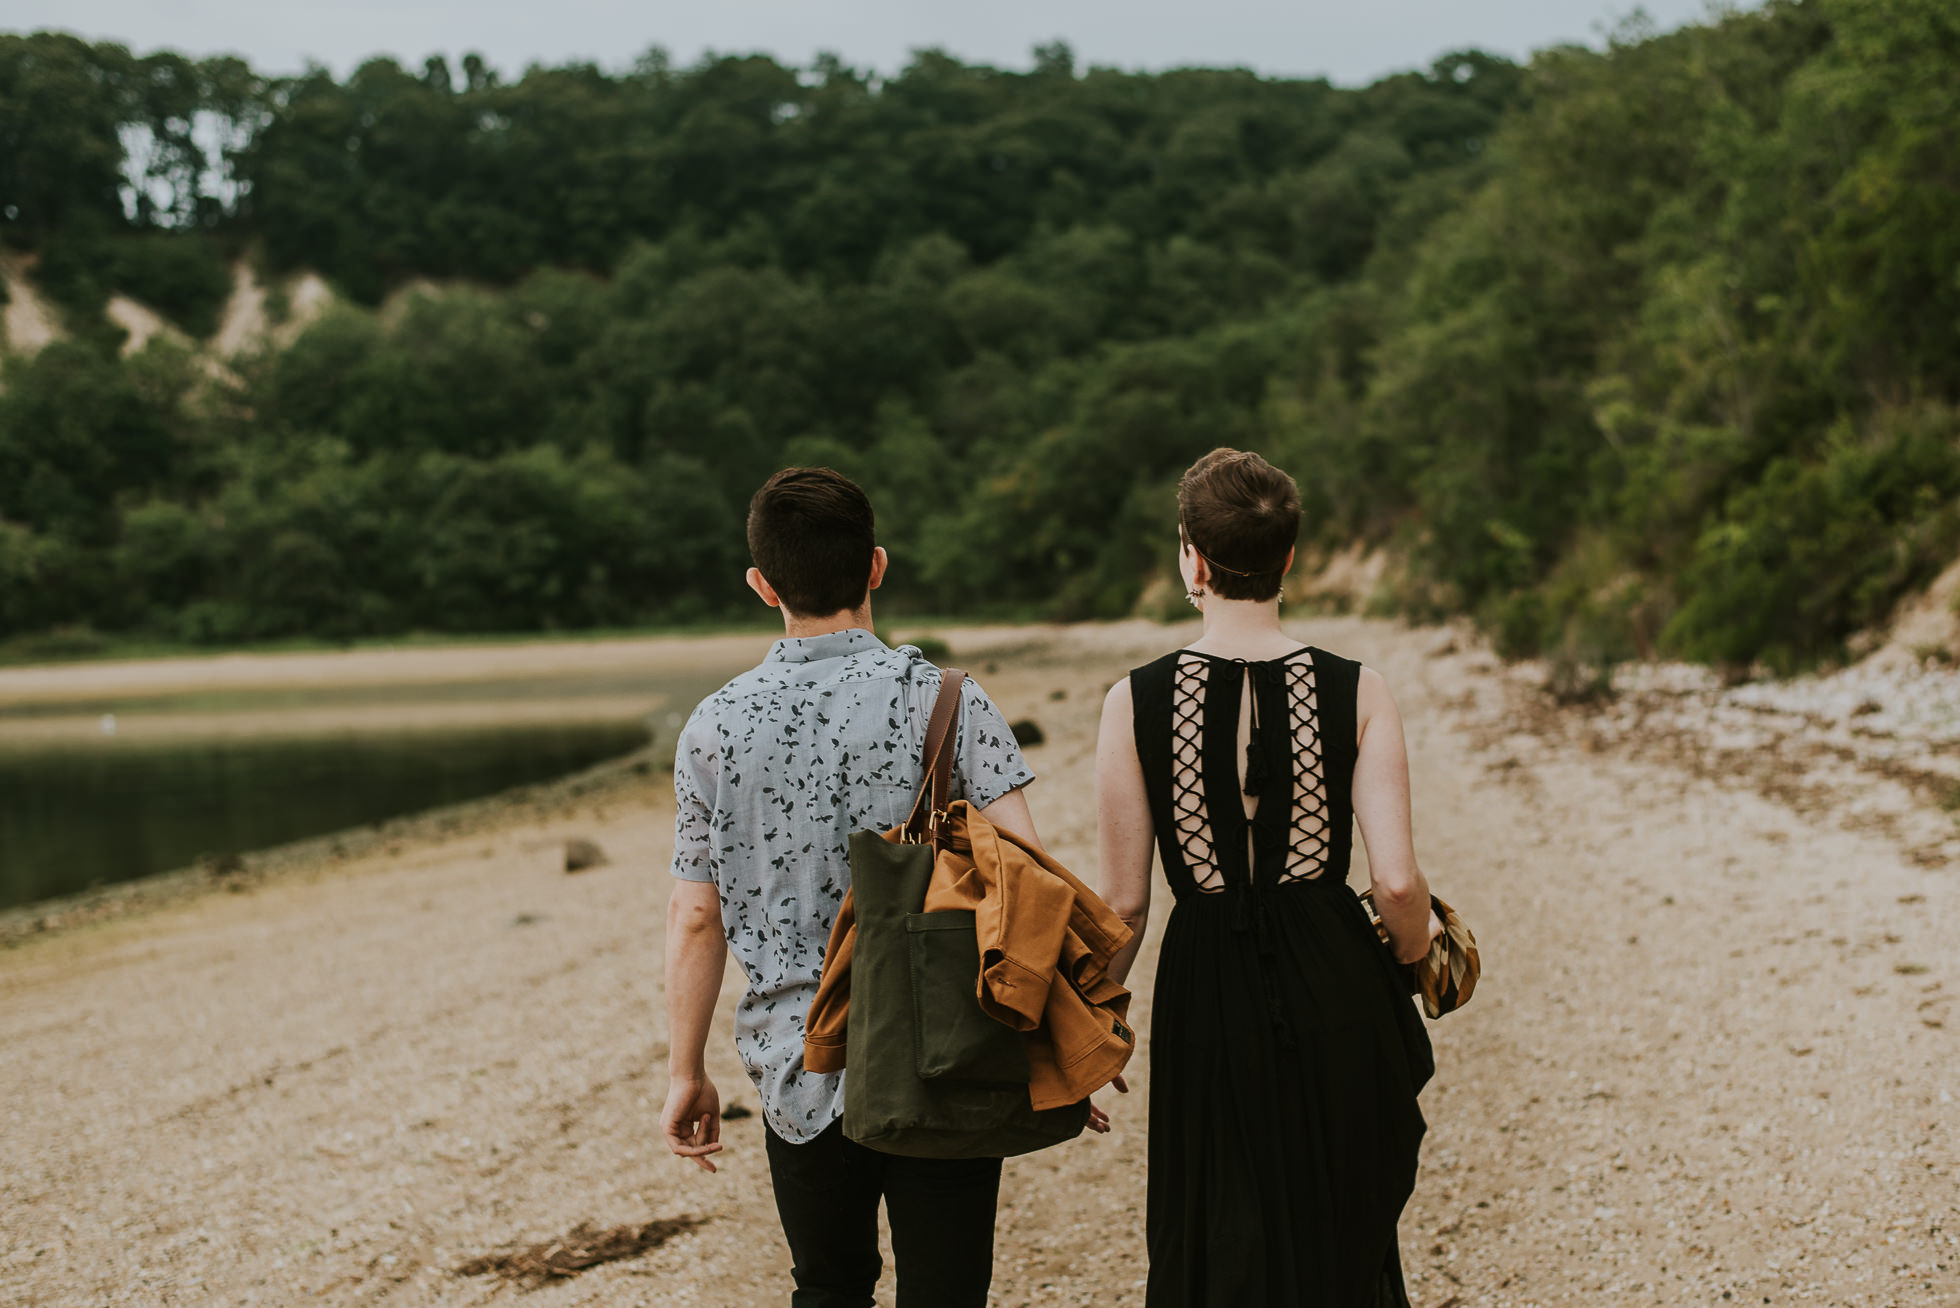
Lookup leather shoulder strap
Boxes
[903,668,966,844]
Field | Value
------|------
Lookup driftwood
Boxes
[455,1215,707,1286]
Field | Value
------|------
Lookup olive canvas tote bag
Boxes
[840,669,1090,1159]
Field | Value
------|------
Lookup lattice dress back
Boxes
[1144,646,1358,901]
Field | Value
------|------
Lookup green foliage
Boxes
[1663,407,1960,671]
[37,230,234,336]
[0,33,127,235]
[1,9,1956,669]
[0,342,181,544]
[1302,0,1960,669]
[108,233,232,337]
[1,35,251,333]
[909,635,954,664]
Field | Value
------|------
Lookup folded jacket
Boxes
[805,801,1135,1111]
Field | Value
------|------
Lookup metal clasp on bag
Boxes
[900,807,950,846]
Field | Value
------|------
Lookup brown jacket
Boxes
[804,801,1136,1111]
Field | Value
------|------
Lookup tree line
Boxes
[1,0,1955,670]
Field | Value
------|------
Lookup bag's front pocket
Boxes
[905,910,1031,1085]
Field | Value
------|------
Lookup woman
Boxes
[1096,448,1440,1306]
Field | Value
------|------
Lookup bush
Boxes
[110,233,231,338]
[0,624,105,661]
[909,635,953,663]
[26,230,231,338]
[30,228,112,323]
[1663,407,1960,672]
[0,520,85,636]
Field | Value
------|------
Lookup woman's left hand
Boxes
[1087,1074,1129,1133]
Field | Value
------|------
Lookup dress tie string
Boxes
[1235,659,1271,797]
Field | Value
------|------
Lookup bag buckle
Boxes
[901,808,950,846]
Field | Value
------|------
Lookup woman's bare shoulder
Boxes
[1354,664,1401,733]
[1103,674,1134,709]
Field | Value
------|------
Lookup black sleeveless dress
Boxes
[1131,646,1434,1307]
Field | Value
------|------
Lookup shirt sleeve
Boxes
[952,675,1036,811]
[670,708,718,883]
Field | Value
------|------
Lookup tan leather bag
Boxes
[1360,890,1480,1019]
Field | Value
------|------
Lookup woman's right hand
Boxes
[1393,909,1444,965]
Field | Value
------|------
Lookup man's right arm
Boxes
[661,878,728,1171]
[661,717,729,1172]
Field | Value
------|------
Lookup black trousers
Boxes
[764,1119,1003,1308]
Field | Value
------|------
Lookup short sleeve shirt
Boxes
[670,628,1035,1142]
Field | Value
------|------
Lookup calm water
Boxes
[0,721,650,910]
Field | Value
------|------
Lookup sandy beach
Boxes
[2,617,1955,1306]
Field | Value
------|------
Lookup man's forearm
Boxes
[665,884,728,1077]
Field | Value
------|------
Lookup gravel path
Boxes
[2,618,1953,1306]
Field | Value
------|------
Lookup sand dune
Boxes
[0,255,62,356]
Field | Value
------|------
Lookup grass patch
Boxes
[0,618,787,669]
[0,608,1055,670]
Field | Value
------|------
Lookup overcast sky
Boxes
[17,1,1738,84]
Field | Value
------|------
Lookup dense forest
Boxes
[1,0,1955,671]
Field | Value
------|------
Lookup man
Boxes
[662,467,1042,1307]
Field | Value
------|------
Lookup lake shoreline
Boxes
[0,742,669,949]
[0,631,767,919]
[0,622,1049,940]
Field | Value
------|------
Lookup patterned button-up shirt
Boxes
[670,628,1035,1142]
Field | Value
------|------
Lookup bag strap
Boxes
[902,668,967,845]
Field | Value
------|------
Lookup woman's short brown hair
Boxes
[1177,448,1301,602]
[747,467,876,616]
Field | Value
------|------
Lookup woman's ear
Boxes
[1184,544,1210,591]
[746,566,782,609]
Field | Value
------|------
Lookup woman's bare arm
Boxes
[1351,666,1438,964]
[1096,677,1155,986]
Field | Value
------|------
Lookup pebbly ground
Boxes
[1,617,1954,1306]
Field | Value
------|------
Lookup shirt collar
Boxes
[766,628,886,666]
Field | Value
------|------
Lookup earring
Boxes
[1186,587,1205,610]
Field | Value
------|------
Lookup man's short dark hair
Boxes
[747,468,877,617]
